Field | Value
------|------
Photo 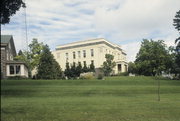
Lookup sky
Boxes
[1,0,180,62]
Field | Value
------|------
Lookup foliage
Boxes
[64,62,71,79]
[128,62,136,74]
[79,72,94,79]
[37,45,62,79]
[97,73,104,80]
[135,39,172,76]
[118,72,129,76]
[70,62,77,78]
[14,50,32,77]
[29,38,44,70]
[76,62,82,77]
[102,54,116,76]
[173,10,180,44]
[1,0,26,24]
[89,62,95,72]
[82,62,89,73]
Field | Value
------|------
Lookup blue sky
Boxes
[1,0,180,61]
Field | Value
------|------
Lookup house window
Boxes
[73,52,76,59]
[83,50,86,58]
[10,65,14,74]
[16,65,21,74]
[78,51,81,58]
[91,49,94,57]
[9,65,21,75]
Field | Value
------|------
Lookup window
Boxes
[65,53,69,61]
[10,65,14,74]
[9,65,21,75]
[78,51,81,58]
[91,49,94,57]
[73,52,76,59]
[83,50,86,58]
[16,65,21,74]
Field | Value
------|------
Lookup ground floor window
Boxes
[9,65,21,75]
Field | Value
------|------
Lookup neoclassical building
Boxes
[52,38,128,74]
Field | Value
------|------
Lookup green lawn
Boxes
[1,76,180,121]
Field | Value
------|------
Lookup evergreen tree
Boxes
[64,62,71,79]
[82,62,89,73]
[89,61,95,72]
[70,62,77,78]
[76,62,82,76]
[37,45,62,79]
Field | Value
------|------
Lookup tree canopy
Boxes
[1,0,26,24]
[135,39,172,76]
[102,54,116,76]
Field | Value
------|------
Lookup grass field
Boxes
[1,76,180,121]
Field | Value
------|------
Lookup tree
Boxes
[128,62,136,74]
[1,0,26,24]
[76,62,82,77]
[135,39,172,76]
[173,10,180,78]
[89,62,95,72]
[29,38,44,70]
[37,45,62,79]
[70,62,77,78]
[82,62,89,73]
[64,62,71,79]
[102,54,116,76]
[173,10,180,44]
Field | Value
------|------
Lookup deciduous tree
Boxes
[102,54,116,76]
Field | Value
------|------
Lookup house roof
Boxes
[1,35,13,44]
[1,35,17,56]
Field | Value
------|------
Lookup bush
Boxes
[97,73,104,80]
[7,76,27,80]
[118,72,129,76]
[80,72,94,79]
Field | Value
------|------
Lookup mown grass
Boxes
[1,76,180,121]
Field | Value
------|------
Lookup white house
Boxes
[52,38,128,74]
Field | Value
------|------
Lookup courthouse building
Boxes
[52,38,128,74]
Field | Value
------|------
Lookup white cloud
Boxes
[1,0,180,61]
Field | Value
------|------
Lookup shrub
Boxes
[97,73,104,80]
[118,72,129,76]
[80,72,94,79]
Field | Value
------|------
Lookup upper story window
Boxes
[65,53,69,61]
[83,50,86,58]
[73,52,76,59]
[78,51,81,58]
[91,49,94,57]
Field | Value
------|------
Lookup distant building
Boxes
[52,38,128,74]
[1,35,28,78]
